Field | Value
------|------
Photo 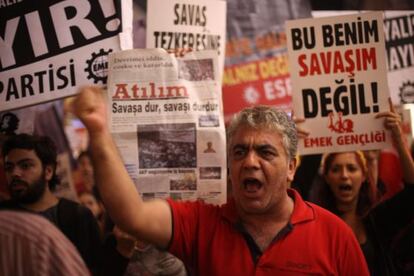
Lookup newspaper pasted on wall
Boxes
[107,49,226,205]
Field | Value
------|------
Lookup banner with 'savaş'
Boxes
[287,12,392,155]
[312,11,414,106]
[146,0,226,80]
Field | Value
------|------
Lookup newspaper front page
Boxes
[107,49,226,205]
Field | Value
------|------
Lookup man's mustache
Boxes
[9,179,29,188]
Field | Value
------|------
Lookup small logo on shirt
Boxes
[285,261,312,270]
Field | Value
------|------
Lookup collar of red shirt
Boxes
[221,188,315,226]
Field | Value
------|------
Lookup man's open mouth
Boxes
[243,178,263,192]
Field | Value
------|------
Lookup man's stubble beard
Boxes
[10,171,47,204]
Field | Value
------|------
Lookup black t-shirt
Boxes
[39,204,58,225]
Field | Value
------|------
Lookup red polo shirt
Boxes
[167,189,369,276]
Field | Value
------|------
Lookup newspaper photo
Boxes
[107,49,226,205]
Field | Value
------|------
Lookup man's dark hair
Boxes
[2,134,59,190]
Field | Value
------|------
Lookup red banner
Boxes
[222,54,292,121]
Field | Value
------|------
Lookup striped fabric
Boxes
[0,211,90,276]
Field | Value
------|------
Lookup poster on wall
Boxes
[146,0,226,79]
[0,0,133,112]
[222,0,312,121]
[287,12,392,155]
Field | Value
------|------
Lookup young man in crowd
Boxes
[0,133,133,275]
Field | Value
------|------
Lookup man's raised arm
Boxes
[73,86,172,248]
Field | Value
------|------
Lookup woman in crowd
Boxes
[79,191,106,238]
[74,151,96,194]
[311,102,414,275]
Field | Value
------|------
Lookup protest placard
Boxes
[0,0,132,112]
[146,0,226,80]
[106,49,226,205]
[287,12,392,154]
[384,11,414,105]
[313,11,414,106]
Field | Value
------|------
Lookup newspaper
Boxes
[107,49,226,205]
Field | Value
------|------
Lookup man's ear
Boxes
[44,165,54,181]
[287,156,298,182]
